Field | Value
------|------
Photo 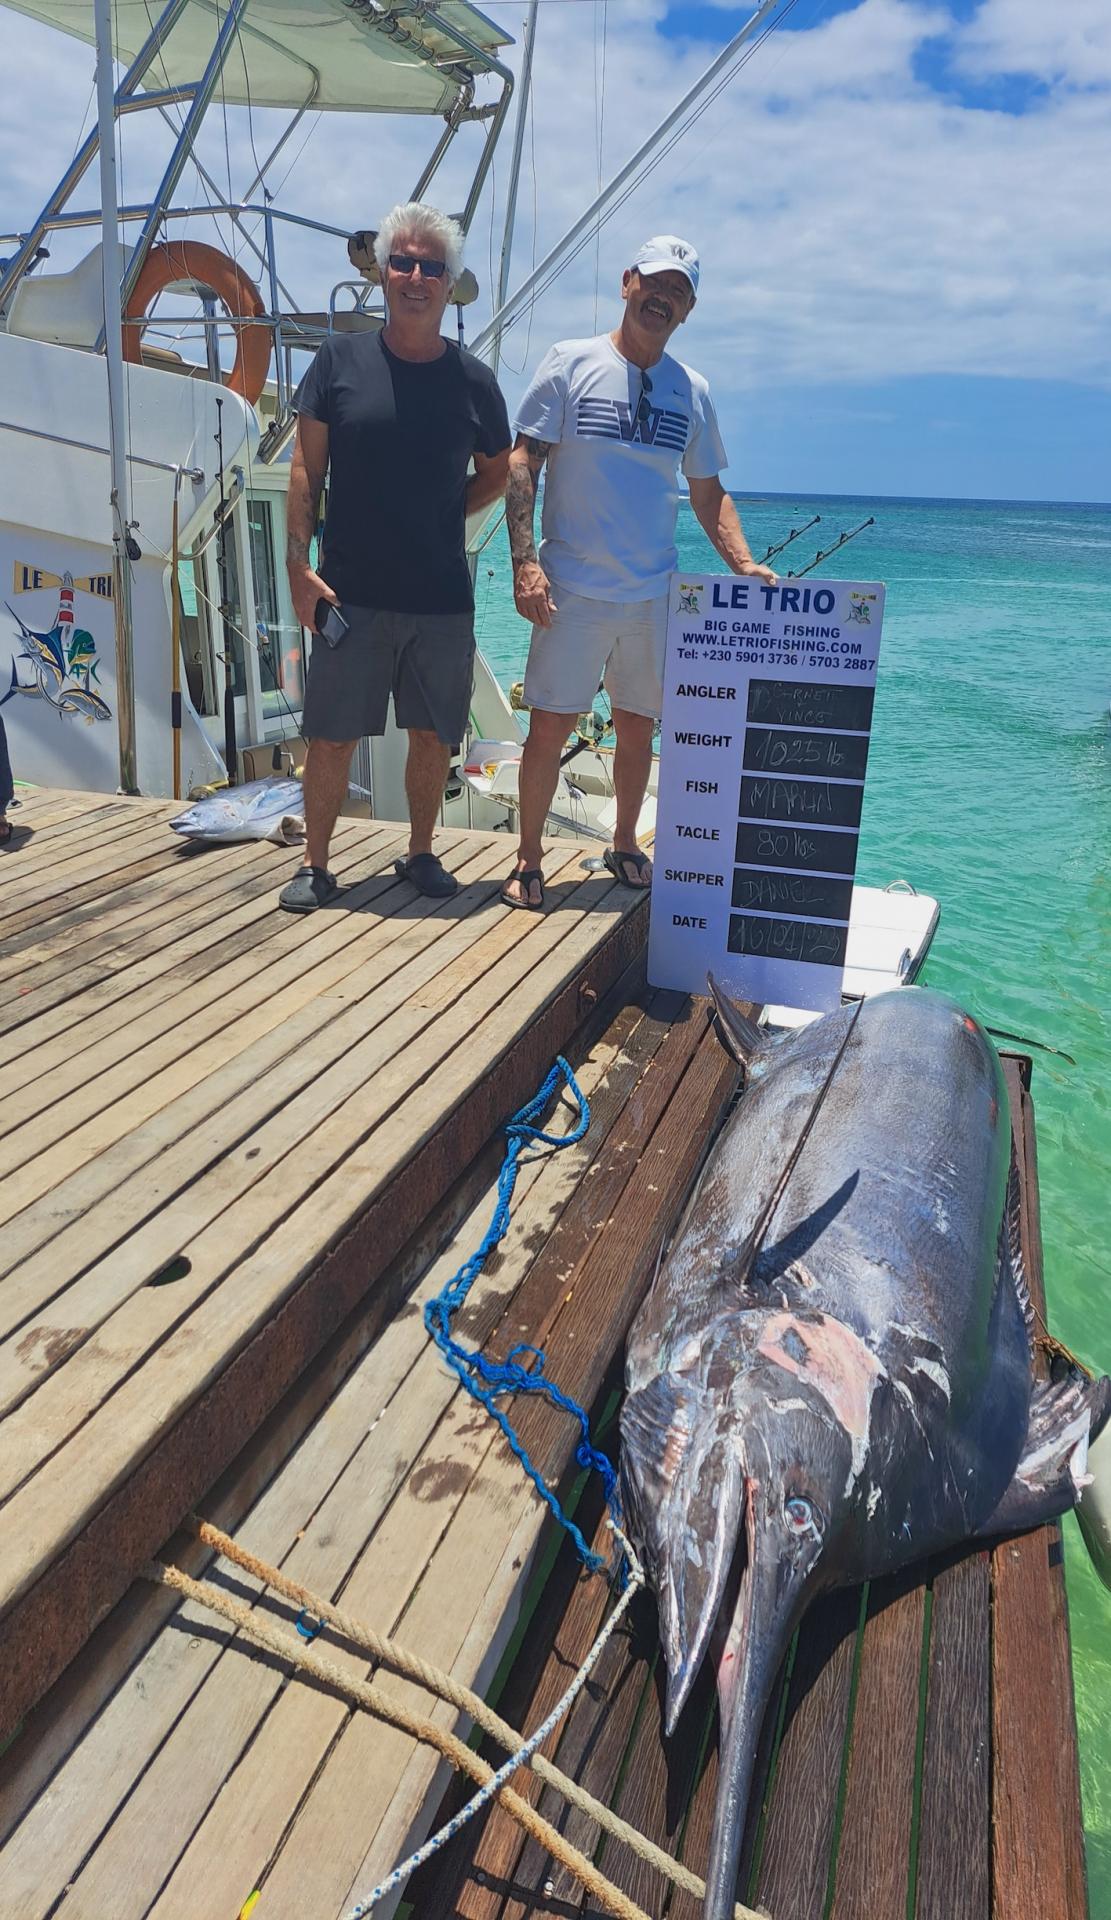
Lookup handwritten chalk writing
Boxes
[747,679,875,732]
[740,777,865,828]
[743,728,871,780]
[735,821,860,875]
[731,869,854,920]
[728,913,849,967]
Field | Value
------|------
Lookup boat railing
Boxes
[0,198,381,421]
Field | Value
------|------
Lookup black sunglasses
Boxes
[388,253,447,279]
[636,369,654,425]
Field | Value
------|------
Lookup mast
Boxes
[93,0,139,793]
[492,0,539,376]
[475,0,783,362]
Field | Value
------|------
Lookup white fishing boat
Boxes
[0,0,937,999]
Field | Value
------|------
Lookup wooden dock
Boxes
[0,789,1090,1920]
[0,788,650,1736]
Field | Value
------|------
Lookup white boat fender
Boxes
[1078,1418,1111,1595]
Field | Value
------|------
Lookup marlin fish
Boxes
[620,982,1110,1920]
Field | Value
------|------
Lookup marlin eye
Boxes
[784,1496,817,1534]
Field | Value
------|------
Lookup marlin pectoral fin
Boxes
[976,1365,1111,1538]
[619,1372,744,1733]
[707,975,765,1069]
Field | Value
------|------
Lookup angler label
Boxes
[648,574,885,1012]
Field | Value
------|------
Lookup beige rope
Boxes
[147,1558,649,1920]
[166,1516,767,1919]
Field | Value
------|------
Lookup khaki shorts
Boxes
[522,581,668,721]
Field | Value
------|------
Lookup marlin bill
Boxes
[620,983,1110,1920]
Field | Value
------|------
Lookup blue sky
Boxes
[2,0,1108,502]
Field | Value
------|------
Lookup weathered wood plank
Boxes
[0,833,511,1300]
[90,1006,683,1919]
[753,1586,861,1920]
[407,1499,615,1920]
[0,814,371,1055]
[0,812,355,982]
[0,828,415,1176]
[0,1003,647,1905]
[0,873,646,1733]
[0,820,405,1099]
[915,1549,990,1920]
[34,1006,657,1917]
[510,1592,654,1916]
[827,1568,926,1920]
[991,1057,1088,1920]
[587,1635,678,1918]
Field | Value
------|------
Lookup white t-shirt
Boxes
[514,334,728,603]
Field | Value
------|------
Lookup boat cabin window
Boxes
[248,496,305,718]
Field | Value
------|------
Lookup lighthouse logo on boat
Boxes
[1,564,113,724]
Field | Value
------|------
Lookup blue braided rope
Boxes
[424,1057,619,1574]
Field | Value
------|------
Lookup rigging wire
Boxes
[488,0,801,347]
[493,15,541,378]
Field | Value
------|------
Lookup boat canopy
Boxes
[4,0,511,113]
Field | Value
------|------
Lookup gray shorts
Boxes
[302,603,476,747]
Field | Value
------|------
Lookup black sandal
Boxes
[500,866,545,912]
[603,847,652,888]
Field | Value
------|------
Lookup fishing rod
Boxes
[760,513,820,566]
[213,397,239,787]
[788,517,875,579]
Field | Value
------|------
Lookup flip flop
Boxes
[0,819,13,847]
[394,852,458,898]
[501,866,545,912]
[279,866,342,913]
[603,847,652,888]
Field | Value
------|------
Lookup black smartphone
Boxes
[315,598,349,649]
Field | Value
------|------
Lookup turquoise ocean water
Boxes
[476,492,1111,1903]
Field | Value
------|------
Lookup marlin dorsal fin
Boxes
[724,998,863,1294]
[707,975,765,1067]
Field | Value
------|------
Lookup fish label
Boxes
[649,576,885,1011]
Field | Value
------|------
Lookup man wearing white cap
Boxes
[501,236,775,910]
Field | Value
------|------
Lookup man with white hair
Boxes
[502,237,775,911]
[282,202,511,911]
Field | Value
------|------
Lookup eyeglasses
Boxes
[388,254,447,279]
[636,369,654,426]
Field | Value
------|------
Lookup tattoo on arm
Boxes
[506,436,553,568]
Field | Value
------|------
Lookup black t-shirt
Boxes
[294,330,511,614]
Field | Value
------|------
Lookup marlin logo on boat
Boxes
[677,582,703,614]
[845,591,876,626]
[1,567,113,724]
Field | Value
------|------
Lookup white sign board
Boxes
[648,574,885,1013]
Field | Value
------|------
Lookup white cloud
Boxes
[954,0,1111,87]
[2,0,1109,437]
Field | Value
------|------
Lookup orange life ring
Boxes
[122,240,273,406]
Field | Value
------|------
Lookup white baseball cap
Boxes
[631,235,699,294]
